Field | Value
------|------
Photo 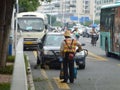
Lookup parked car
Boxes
[36,32,65,69]
[37,32,88,69]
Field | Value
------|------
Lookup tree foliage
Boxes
[19,0,40,12]
[19,0,52,12]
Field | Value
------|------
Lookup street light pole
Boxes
[93,0,95,25]
[62,0,65,26]
[15,0,19,50]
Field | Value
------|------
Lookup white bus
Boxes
[16,12,48,50]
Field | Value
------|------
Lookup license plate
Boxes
[24,42,33,44]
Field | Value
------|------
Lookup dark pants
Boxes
[63,52,74,83]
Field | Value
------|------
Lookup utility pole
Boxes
[92,0,95,25]
[15,0,19,50]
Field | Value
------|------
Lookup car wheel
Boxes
[24,47,26,51]
[79,64,85,69]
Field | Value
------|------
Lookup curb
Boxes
[27,56,35,90]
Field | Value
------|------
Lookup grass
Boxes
[0,83,10,90]
[0,56,15,75]
[0,55,15,90]
[0,55,29,90]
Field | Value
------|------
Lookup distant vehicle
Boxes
[36,32,64,69]
[16,12,48,50]
[82,27,92,38]
[100,1,120,57]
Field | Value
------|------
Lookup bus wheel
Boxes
[105,40,111,57]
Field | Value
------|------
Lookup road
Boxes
[25,37,120,90]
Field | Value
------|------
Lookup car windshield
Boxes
[44,34,64,46]
[18,18,44,32]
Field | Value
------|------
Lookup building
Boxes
[37,0,116,24]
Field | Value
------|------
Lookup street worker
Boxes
[60,30,82,83]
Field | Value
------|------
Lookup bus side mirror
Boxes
[45,25,48,30]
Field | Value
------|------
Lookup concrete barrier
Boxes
[10,37,28,90]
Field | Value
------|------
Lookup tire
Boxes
[78,58,86,69]
[105,40,111,57]
[24,47,26,51]
[79,64,85,69]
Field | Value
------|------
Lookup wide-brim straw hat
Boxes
[64,30,71,37]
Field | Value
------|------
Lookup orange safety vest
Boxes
[63,39,77,53]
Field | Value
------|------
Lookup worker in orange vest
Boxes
[60,30,82,83]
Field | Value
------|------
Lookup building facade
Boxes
[38,0,116,24]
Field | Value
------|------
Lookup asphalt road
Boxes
[25,37,120,90]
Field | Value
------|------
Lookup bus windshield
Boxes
[18,18,44,32]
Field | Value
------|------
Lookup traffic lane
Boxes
[24,51,55,90]
[77,60,120,90]
[25,50,120,90]
[38,53,120,90]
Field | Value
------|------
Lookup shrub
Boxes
[6,56,15,63]
[0,65,13,74]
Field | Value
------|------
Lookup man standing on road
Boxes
[60,30,82,83]
[90,26,98,46]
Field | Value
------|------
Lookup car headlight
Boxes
[44,50,53,55]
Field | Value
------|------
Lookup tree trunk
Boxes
[0,0,6,67]
[0,0,14,67]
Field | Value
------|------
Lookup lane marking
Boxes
[33,51,37,58]
[32,51,54,90]
[118,64,120,66]
[88,51,108,61]
[41,69,54,90]
[53,77,70,90]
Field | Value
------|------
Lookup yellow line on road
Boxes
[53,77,70,90]
[88,51,107,61]
[118,64,120,66]
[41,69,54,90]
[33,51,37,58]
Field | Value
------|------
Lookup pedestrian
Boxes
[72,27,80,40]
[60,30,82,83]
[90,26,98,46]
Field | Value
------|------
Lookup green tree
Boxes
[19,0,40,12]
[19,0,52,12]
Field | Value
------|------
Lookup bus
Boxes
[16,12,48,50]
[100,1,120,57]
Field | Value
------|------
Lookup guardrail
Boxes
[10,37,28,90]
